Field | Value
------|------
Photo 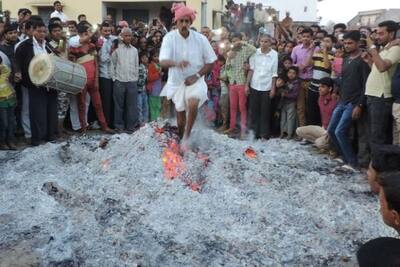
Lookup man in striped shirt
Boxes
[307,35,335,126]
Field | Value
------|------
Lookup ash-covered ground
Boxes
[0,123,395,267]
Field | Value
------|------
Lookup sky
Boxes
[318,0,400,24]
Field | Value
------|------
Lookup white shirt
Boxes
[99,35,117,79]
[68,35,80,48]
[159,29,217,88]
[33,37,47,56]
[50,10,68,23]
[110,43,139,82]
[249,48,278,91]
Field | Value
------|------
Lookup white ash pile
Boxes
[0,123,395,266]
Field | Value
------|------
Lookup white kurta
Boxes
[159,29,217,112]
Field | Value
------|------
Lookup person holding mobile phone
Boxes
[365,20,400,147]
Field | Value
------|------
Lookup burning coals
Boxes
[157,124,209,192]
[0,122,396,266]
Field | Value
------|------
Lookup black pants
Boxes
[28,86,58,145]
[306,89,321,126]
[0,106,16,143]
[249,88,271,139]
[99,77,114,128]
[367,96,393,145]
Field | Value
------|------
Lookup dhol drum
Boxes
[29,54,87,95]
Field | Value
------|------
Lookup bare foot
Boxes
[102,127,115,134]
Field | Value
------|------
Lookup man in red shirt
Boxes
[296,77,337,149]
[69,23,112,133]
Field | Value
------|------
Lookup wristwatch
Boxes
[195,73,201,79]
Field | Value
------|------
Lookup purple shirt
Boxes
[285,79,300,101]
[291,44,314,80]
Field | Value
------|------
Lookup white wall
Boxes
[235,0,319,22]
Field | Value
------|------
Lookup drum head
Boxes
[28,54,54,86]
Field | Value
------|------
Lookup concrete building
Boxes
[348,9,400,29]
[2,0,225,29]
[234,0,321,23]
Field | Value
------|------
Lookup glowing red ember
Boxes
[244,147,257,159]
[162,140,186,180]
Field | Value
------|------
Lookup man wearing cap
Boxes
[160,3,216,144]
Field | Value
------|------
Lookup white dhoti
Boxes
[160,78,208,112]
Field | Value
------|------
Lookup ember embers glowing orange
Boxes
[162,140,186,180]
[156,125,209,193]
[244,147,257,159]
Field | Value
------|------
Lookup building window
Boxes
[304,6,308,12]
[38,7,53,25]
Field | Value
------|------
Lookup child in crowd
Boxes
[147,49,162,121]
[332,44,344,80]
[284,41,296,56]
[137,52,149,125]
[280,66,300,139]
[217,55,229,132]
[279,55,293,76]
[273,74,288,134]
[357,171,400,266]
[277,41,286,54]
[0,58,17,150]
[204,53,222,125]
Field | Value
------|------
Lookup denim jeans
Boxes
[327,102,358,166]
[0,106,16,143]
[137,91,149,124]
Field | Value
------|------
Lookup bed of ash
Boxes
[0,122,396,267]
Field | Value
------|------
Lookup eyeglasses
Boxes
[178,19,190,24]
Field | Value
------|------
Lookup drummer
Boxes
[15,21,59,146]
[68,22,113,133]
[48,22,69,132]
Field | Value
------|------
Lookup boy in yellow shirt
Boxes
[0,58,17,150]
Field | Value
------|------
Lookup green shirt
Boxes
[226,43,256,85]
[366,44,400,98]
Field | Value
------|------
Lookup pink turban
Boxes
[171,3,197,22]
